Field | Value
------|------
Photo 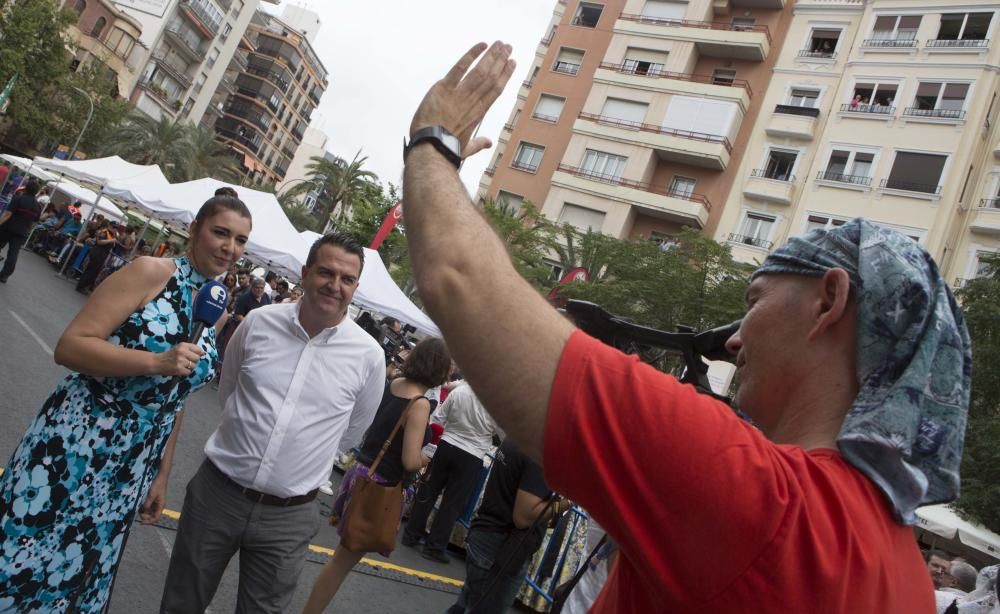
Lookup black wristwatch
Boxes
[404,126,463,169]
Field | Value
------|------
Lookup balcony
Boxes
[743,169,796,205]
[139,80,182,112]
[245,65,290,92]
[902,107,966,122]
[766,106,819,140]
[164,23,205,62]
[179,0,220,37]
[840,103,895,118]
[576,112,732,170]
[816,170,873,188]
[797,49,836,61]
[484,166,496,177]
[555,163,710,228]
[727,233,772,250]
[522,80,533,89]
[729,0,784,7]
[595,62,751,109]
[862,38,918,49]
[616,13,770,62]
[218,76,236,95]
[541,27,555,46]
[879,178,942,196]
[151,52,192,89]
[971,199,1000,235]
[503,122,515,132]
[230,50,249,71]
[308,87,322,105]
[552,61,580,76]
[926,38,989,49]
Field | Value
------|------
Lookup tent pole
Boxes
[58,183,105,278]
[130,213,152,259]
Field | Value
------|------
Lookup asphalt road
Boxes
[0,252,489,614]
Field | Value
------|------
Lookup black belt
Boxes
[207,460,318,507]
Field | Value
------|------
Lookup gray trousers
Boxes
[159,460,321,614]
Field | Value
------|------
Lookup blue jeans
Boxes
[447,528,529,614]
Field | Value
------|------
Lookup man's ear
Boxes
[808,268,852,340]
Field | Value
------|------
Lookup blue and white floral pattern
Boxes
[0,257,219,612]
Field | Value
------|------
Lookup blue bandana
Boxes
[750,218,972,524]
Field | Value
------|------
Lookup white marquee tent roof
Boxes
[300,231,440,337]
[32,155,169,190]
[916,504,1000,564]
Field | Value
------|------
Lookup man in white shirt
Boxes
[402,381,502,564]
[155,233,386,613]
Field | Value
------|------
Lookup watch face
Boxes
[440,132,461,156]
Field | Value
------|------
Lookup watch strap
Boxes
[404,126,463,169]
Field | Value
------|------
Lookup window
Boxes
[649,231,678,249]
[512,142,544,172]
[558,203,605,232]
[73,0,86,15]
[662,96,739,138]
[848,81,898,112]
[821,149,875,185]
[736,212,776,248]
[496,191,525,214]
[761,149,797,181]
[622,47,668,76]
[804,214,848,234]
[104,27,136,59]
[669,176,696,197]
[222,22,232,41]
[580,149,627,181]
[640,0,687,21]
[712,69,736,86]
[206,47,220,68]
[884,151,947,194]
[732,16,756,31]
[804,29,841,57]
[554,47,584,75]
[526,66,540,86]
[788,88,820,107]
[90,16,106,38]
[937,13,992,41]
[572,2,603,28]
[193,73,206,95]
[871,15,920,42]
[909,82,969,118]
[600,97,648,124]
[533,94,564,122]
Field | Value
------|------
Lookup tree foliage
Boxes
[481,199,557,288]
[283,151,378,231]
[953,254,1000,533]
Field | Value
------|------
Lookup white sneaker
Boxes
[319,480,334,496]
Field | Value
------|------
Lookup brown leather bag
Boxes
[339,398,420,553]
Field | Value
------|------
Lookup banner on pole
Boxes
[370,201,403,250]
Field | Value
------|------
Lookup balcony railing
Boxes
[532,112,560,123]
[841,103,895,115]
[798,49,837,59]
[817,170,873,186]
[225,104,269,132]
[541,28,556,45]
[598,62,752,96]
[879,178,943,195]
[862,38,918,48]
[558,163,713,211]
[618,12,771,43]
[728,233,772,249]
[903,107,966,120]
[180,0,221,36]
[522,80,533,89]
[216,128,263,156]
[980,198,1000,209]
[140,80,181,110]
[774,104,820,117]
[750,168,795,182]
[308,88,322,105]
[926,38,989,48]
[164,22,205,58]
[245,66,290,92]
[151,52,192,88]
[484,166,496,177]
[553,61,580,75]
[511,160,539,173]
[503,122,515,131]
[231,50,249,70]
[954,277,968,288]
[578,112,733,152]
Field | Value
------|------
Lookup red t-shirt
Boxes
[544,331,934,613]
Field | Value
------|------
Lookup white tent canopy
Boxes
[32,155,169,191]
[300,231,441,337]
[916,504,1000,564]
[48,180,124,221]
[1,154,59,183]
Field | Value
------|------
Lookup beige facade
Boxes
[63,0,145,98]
[713,0,1000,289]
[480,0,795,260]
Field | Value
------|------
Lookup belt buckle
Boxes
[256,491,266,504]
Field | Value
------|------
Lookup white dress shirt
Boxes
[206,302,386,497]
[430,382,502,459]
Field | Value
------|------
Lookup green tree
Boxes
[100,113,188,178]
[953,254,1000,533]
[174,125,240,182]
[481,198,557,289]
[285,151,377,231]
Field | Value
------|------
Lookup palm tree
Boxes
[100,112,188,180]
[285,150,377,232]
[176,125,240,183]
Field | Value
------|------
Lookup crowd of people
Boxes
[927,550,999,613]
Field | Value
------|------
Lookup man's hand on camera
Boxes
[409,41,516,161]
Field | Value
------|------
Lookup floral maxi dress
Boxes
[0,257,219,613]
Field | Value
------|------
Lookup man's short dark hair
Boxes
[925,549,951,563]
[23,180,40,195]
[306,231,365,272]
[401,338,451,388]
[265,271,277,282]
[215,186,239,198]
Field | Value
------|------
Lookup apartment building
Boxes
[115,0,270,126]
[479,0,795,254]
[211,6,328,185]
[713,0,1000,290]
[64,0,145,99]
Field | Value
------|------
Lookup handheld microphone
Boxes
[189,280,229,344]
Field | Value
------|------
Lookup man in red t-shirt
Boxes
[400,43,969,613]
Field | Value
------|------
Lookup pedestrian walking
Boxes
[0,180,42,283]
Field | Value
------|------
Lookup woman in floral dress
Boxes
[0,196,252,613]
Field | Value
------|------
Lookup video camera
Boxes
[565,300,740,403]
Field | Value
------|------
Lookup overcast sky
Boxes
[265,1,554,194]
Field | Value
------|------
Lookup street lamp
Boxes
[68,86,94,161]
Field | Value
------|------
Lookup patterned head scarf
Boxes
[750,218,972,524]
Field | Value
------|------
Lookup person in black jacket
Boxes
[0,180,42,283]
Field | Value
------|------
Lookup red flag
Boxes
[370,201,403,250]
[547,267,590,306]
